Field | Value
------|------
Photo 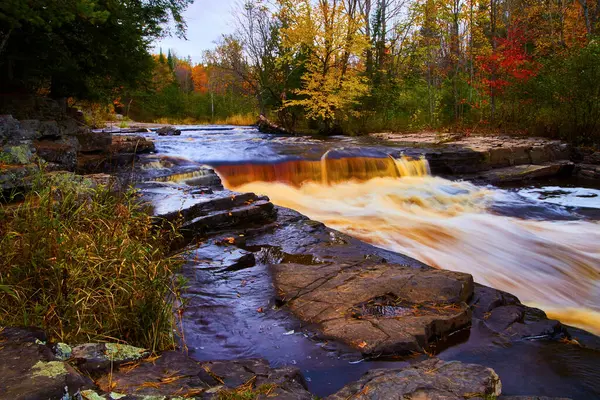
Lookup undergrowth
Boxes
[152,112,257,126]
[0,173,182,351]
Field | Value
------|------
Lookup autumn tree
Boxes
[279,0,369,132]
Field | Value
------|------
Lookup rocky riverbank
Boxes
[2,107,600,399]
[375,131,600,183]
[3,163,593,399]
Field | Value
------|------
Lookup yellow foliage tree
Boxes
[279,0,369,130]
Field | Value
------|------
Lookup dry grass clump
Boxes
[215,377,277,400]
[0,173,182,351]
[152,113,257,126]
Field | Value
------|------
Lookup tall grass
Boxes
[0,173,182,351]
[152,113,257,126]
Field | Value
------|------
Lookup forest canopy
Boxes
[2,0,599,143]
[0,0,193,99]
[125,0,600,143]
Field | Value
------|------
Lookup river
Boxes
[134,125,600,398]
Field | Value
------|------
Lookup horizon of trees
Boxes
[163,0,597,143]
[1,0,599,144]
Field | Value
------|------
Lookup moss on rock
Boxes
[105,343,149,362]
[30,360,67,378]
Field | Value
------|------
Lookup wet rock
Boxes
[576,164,600,180]
[257,114,292,135]
[110,135,155,154]
[177,199,277,244]
[77,153,138,174]
[157,192,267,223]
[0,327,91,399]
[326,358,502,400]
[157,126,181,136]
[185,241,256,272]
[584,151,600,165]
[95,350,217,397]
[377,133,571,174]
[147,186,278,247]
[470,285,570,341]
[71,343,150,374]
[271,260,473,355]
[203,359,311,400]
[470,161,574,184]
[470,284,520,320]
[483,305,525,332]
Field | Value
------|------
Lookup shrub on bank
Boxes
[0,173,182,351]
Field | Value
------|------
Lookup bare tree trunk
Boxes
[490,0,497,123]
[577,0,592,36]
[469,0,474,104]
[452,0,461,122]
[361,0,374,76]
[0,29,12,56]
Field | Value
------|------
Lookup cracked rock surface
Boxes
[272,260,473,355]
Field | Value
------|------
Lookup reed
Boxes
[0,173,183,351]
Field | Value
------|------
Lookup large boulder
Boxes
[157,125,181,136]
[110,135,155,154]
[326,358,502,400]
[271,260,473,355]
[34,136,80,171]
[75,130,112,153]
[0,327,91,400]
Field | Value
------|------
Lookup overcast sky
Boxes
[153,0,238,64]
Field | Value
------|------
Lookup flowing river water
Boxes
[134,125,600,397]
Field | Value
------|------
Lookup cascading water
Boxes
[218,154,600,334]
[215,154,431,187]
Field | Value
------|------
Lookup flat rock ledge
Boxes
[0,327,311,400]
[327,358,572,400]
[272,261,473,355]
[378,132,571,175]
[0,326,570,400]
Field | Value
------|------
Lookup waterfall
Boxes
[215,154,430,188]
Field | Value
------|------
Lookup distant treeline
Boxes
[2,0,599,143]
[119,51,257,124]
[132,0,600,142]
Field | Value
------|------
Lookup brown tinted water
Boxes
[137,125,600,399]
[225,159,600,335]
